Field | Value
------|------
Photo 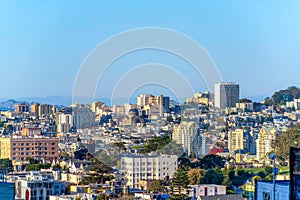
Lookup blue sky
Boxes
[1,1,300,101]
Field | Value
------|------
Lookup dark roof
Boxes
[199,194,244,200]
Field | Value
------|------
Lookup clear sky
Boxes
[1,1,300,101]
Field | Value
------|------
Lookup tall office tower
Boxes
[214,82,240,109]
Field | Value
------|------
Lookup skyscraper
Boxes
[214,82,240,109]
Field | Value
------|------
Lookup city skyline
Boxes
[1,1,300,101]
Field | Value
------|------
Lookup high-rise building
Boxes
[30,104,54,117]
[256,127,277,163]
[14,103,29,114]
[57,113,73,133]
[172,121,206,157]
[30,104,40,116]
[39,104,54,116]
[214,82,239,109]
[121,154,178,188]
[228,128,256,154]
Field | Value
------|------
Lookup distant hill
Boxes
[15,96,137,106]
[17,96,73,106]
[270,86,300,105]
[0,99,25,111]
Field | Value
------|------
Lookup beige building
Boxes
[0,136,59,161]
[21,127,41,136]
[186,92,210,106]
[236,102,254,111]
[137,94,170,116]
[228,128,255,154]
[256,127,277,163]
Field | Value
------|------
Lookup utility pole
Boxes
[270,153,276,200]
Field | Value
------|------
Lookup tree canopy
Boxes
[0,158,13,172]
[171,168,189,194]
[202,169,224,185]
[140,136,171,153]
[272,125,300,162]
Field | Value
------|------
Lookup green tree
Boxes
[202,169,223,185]
[171,168,189,194]
[0,158,13,172]
[141,136,171,153]
[110,142,127,152]
[196,154,225,169]
[26,157,39,164]
[81,158,113,184]
[157,141,183,156]
[272,125,300,162]
[25,163,51,171]
[222,169,234,188]
[3,124,13,135]
[187,168,205,185]
[149,180,165,193]
[169,194,189,200]
[96,194,109,200]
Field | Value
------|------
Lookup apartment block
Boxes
[0,136,59,161]
[121,154,178,189]
[228,128,256,154]
[256,127,277,163]
[173,121,206,157]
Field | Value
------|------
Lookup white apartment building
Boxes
[15,171,65,200]
[286,99,300,110]
[173,121,206,157]
[214,82,239,109]
[121,154,178,188]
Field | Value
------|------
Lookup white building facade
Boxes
[121,154,178,188]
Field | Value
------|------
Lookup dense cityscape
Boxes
[0,83,300,199]
[2,1,300,200]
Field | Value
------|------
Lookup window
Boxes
[263,192,270,200]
